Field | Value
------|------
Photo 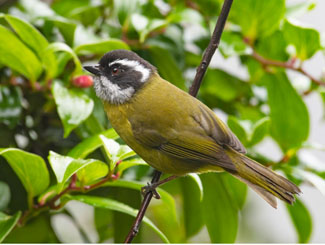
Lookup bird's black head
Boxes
[84,49,156,104]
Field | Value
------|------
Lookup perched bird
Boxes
[84,49,301,208]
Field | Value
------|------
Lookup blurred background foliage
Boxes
[0,0,324,243]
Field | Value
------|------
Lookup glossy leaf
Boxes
[286,199,312,243]
[265,72,309,151]
[231,0,285,40]
[76,160,108,185]
[0,211,21,243]
[66,195,170,243]
[227,116,248,146]
[68,128,119,159]
[4,15,58,79]
[5,15,48,57]
[52,81,94,137]
[103,179,179,241]
[46,42,82,74]
[219,31,250,58]
[103,180,175,210]
[255,30,289,61]
[117,158,148,174]
[0,86,22,128]
[48,151,106,192]
[200,69,249,103]
[0,148,49,207]
[149,46,186,90]
[3,213,57,243]
[0,26,42,81]
[99,136,135,170]
[180,175,204,238]
[201,173,238,243]
[0,182,10,211]
[248,117,270,146]
[283,19,321,60]
[74,39,129,55]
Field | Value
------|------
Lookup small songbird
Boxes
[84,49,301,208]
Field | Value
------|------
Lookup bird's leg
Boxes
[141,175,179,199]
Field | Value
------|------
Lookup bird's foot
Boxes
[141,182,161,199]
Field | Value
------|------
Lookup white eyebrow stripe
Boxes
[109,59,150,83]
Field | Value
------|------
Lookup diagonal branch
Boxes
[124,0,234,243]
[243,39,325,87]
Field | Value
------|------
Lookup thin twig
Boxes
[189,0,234,96]
[246,41,325,87]
[124,0,234,243]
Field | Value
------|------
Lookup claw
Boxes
[141,182,161,199]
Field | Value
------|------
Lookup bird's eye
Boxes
[112,67,119,75]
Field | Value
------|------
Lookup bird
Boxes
[83,49,301,208]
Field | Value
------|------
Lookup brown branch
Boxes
[189,0,234,96]
[248,44,325,87]
[124,0,234,243]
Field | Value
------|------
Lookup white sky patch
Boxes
[109,59,150,83]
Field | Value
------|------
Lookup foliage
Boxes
[0,0,324,243]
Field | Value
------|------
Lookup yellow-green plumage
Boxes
[104,73,300,208]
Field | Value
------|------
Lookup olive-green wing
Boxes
[193,103,246,154]
[130,119,236,171]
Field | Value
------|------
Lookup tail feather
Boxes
[225,147,301,208]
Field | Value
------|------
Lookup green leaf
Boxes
[66,195,170,243]
[286,199,312,243]
[99,136,136,171]
[265,72,309,151]
[103,179,179,241]
[68,128,119,159]
[223,174,247,210]
[0,26,42,81]
[111,188,142,243]
[200,173,238,243]
[117,158,148,174]
[149,46,186,90]
[103,180,175,209]
[74,39,129,55]
[0,148,49,207]
[48,151,106,192]
[231,0,285,40]
[3,213,57,243]
[0,182,10,211]
[52,81,94,137]
[248,117,270,146]
[0,211,21,243]
[46,42,82,75]
[0,86,22,128]
[200,69,250,103]
[4,15,58,79]
[227,116,248,146]
[113,0,140,26]
[180,175,204,238]
[255,30,289,61]
[219,31,250,58]
[76,160,108,185]
[5,15,48,57]
[43,16,77,47]
[283,19,321,60]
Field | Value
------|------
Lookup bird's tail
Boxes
[225,147,301,208]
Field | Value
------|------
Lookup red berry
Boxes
[72,75,94,88]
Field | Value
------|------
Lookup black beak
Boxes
[83,65,101,76]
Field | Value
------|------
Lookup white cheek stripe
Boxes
[94,76,135,104]
[109,59,150,83]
